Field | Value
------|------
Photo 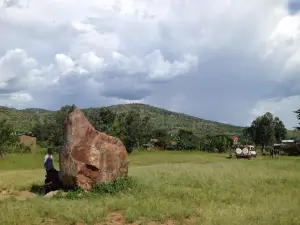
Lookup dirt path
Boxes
[79,212,197,225]
[0,189,36,201]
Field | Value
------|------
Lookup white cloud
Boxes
[77,52,105,73]
[145,50,198,81]
[250,96,300,129]
[265,14,300,79]
[0,91,33,109]
[0,0,299,129]
[55,54,75,75]
[0,49,38,93]
[9,91,32,102]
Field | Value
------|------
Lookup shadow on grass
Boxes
[29,184,45,195]
[29,176,137,198]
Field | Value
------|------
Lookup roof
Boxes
[232,136,238,140]
[282,140,295,143]
[150,139,159,143]
[18,132,36,137]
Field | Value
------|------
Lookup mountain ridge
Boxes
[1,103,298,138]
[0,103,243,136]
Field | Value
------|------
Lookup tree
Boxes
[240,127,254,145]
[212,135,232,153]
[151,129,169,148]
[246,112,287,151]
[113,110,152,153]
[175,129,200,150]
[0,119,19,158]
[33,105,75,151]
[295,109,300,130]
[200,136,215,152]
[87,108,116,133]
[274,117,287,142]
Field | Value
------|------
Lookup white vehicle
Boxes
[235,145,256,159]
[248,145,257,157]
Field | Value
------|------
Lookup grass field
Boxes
[1,151,300,225]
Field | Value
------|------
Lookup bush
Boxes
[52,176,136,200]
[15,143,32,153]
[91,176,136,195]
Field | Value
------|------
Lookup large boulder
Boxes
[59,107,129,191]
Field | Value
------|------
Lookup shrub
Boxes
[91,176,136,195]
[52,176,136,200]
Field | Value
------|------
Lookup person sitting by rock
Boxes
[44,148,60,189]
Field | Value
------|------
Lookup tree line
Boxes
[1,105,299,156]
[31,105,236,153]
[241,112,287,150]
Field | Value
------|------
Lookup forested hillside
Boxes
[0,104,243,136]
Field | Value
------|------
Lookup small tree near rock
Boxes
[0,119,19,158]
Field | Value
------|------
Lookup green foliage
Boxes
[295,108,300,130]
[173,129,232,153]
[212,135,233,153]
[33,105,75,152]
[104,104,243,136]
[0,106,51,132]
[32,106,152,153]
[0,119,19,157]
[175,129,200,150]
[84,107,116,133]
[1,103,295,153]
[12,143,32,153]
[244,112,287,149]
[53,177,136,200]
[112,110,152,152]
[91,176,136,195]
[274,116,287,142]
[0,104,244,137]
[152,129,169,147]
[62,187,85,200]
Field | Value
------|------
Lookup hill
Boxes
[96,104,244,136]
[0,103,244,136]
[287,130,300,139]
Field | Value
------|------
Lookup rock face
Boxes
[59,107,129,191]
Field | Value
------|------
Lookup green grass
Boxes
[0,146,55,171]
[1,151,300,224]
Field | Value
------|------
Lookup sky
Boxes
[0,0,299,129]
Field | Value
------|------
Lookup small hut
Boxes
[18,132,37,152]
[232,136,238,145]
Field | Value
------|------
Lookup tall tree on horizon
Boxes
[274,116,287,142]
[245,112,286,151]
[295,108,300,130]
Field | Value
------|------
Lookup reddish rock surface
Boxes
[59,107,129,191]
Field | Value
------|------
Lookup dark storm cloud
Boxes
[288,0,300,14]
[101,77,152,100]
[144,50,283,126]
[0,0,299,129]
